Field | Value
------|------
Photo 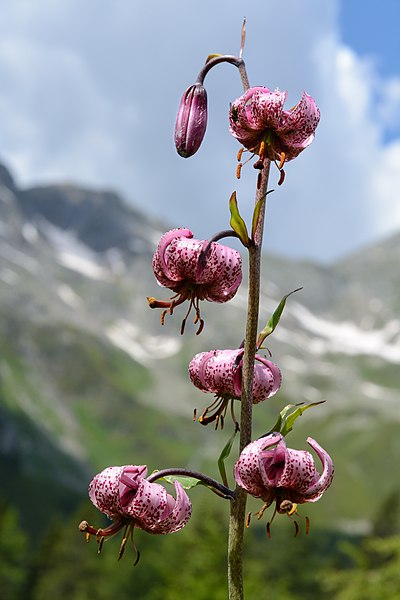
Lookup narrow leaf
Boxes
[280,401,325,437]
[229,191,249,247]
[218,427,239,488]
[257,287,302,347]
[251,196,266,240]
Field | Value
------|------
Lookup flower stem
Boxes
[227,159,271,600]
[147,468,235,499]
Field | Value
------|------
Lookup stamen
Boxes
[98,536,105,554]
[236,163,243,179]
[160,310,167,326]
[259,141,266,162]
[237,148,244,162]
[253,159,264,170]
[278,169,285,186]
[266,522,272,538]
[246,512,252,528]
[196,318,205,335]
[193,408,197,421]
[278,151,286,170]
[134,550,141,567]
[293,521,300,537]
[118,537,128,561]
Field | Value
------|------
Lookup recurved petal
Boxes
[234,433,283,499]
[147,481,192,534]
[119,465,148,511]
[274,447,318,494]
[301,437,334,501]
[128,478,169,527]
[88,466,125,519]
[153,228,193,285]
[252,356,282,403]
[278,92,321,145]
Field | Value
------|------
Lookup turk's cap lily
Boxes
[234,433,334,509]
[189,348,281,427]
[175,83,208,158]
[148,228,242,334]
[229,86,320,162]
[189,348,281,402]
[87,464,192,535]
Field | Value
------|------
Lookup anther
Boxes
[266,522,272,539]
[257,172,262,189]
[160,310,167,326]
[278,169,285,186]
[294,521,300,537]
[253,159,264,170]
[237,148,244,162]
[305,516,310,535]
[193,408,197,421]
[246,512,252,528]
[236,163,242,179]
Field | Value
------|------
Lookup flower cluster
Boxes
[148,228,242,333]
[189,348,281,426]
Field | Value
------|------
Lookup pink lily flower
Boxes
[189,348,281,427]
[229,87,320,163]
[234,433,334,515]
[80,465,192,557]
[148,228,242,334]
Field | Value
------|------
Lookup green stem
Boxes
[227,160,271,600]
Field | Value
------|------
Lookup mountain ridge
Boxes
[0,160,399,535]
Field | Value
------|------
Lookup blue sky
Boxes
[0,0,399,263]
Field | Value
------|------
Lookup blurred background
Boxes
[1,0,400,598]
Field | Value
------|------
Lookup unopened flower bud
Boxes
[174,83,208,158]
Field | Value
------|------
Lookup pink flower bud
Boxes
[148,228,242,334]
[175,83,208,157]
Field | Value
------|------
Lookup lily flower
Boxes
[229,87,320,165]
[234,433,334,516]
[148,228,242,334]
[189,348,281,427]
[79,465,192,558]
[175,83,208,158]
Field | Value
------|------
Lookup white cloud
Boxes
[0,0,399,262]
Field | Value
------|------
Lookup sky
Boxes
[0,0,400,263]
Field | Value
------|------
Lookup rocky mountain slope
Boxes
[0,162,399,535]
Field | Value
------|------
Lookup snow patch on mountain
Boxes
[288,302,400,363]
[106,319,181,365]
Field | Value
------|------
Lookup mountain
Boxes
[0,161,399,537]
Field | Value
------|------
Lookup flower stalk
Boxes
[228,158,270,600]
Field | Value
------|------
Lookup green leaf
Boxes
[257,287,302,347]
[251,196,266,240]
[280,401,325,437]
[218,427,239,488]
[269,401,326,437]
[229,192,249,247]
[162,475,202,490]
